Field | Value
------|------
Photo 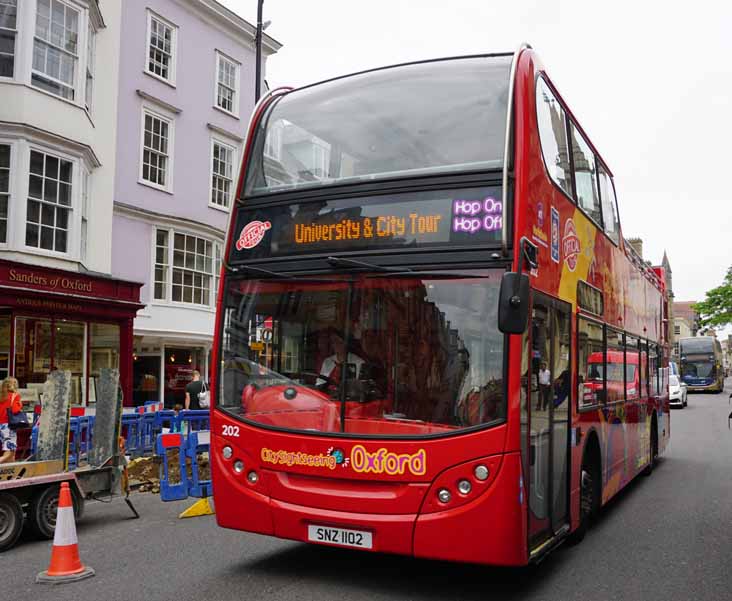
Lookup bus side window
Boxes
[536,78,572,197]
[648,344,659,397]
[639,340,648,398]
[577,317,604,407]
[624,335,639,400]
[598,167,620,245]
[606,328,623,403]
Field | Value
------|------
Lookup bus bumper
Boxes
[215,451,526,566]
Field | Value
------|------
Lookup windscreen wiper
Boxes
[326,256,411,273]
[228,264,343,283]
[366,270,485,279]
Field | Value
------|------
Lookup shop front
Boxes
[0,260,143,407]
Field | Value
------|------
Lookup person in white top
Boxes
[538,361,551,411]
[317,330,364,390]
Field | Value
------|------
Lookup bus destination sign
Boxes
[230,186,502,261]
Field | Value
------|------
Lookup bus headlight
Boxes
[437,488,452,503]
[247,471,259,484]
[222,446,233,459]
[233,460,245,473]
[474,465,489,481]
[457,479,472,495]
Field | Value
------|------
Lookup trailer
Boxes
[0,369,138,552]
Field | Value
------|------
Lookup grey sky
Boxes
[223,0,732,304]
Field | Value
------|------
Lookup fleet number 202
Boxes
[222,424,240,437]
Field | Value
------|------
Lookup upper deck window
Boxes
[570,124,602,226]
[536,78,571,196]
[244,56,512,196]
[598,166,620,244]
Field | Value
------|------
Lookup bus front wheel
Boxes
[568,453,600,545]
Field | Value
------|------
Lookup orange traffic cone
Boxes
[36,482,95,584]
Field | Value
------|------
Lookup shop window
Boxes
[89,323,119,404]
[578,317,604,407]
[13,317,86,405]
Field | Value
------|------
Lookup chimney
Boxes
[626,237,643,259]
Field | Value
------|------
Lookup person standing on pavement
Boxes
[185,370,204,410]
[538,361,552,411]
[0,377,23,464]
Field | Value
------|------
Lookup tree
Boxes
[694,266,732,328]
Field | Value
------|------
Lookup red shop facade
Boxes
[0,260,143,407]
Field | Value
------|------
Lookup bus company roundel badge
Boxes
[236,220,271,250]
[562,218,580,272]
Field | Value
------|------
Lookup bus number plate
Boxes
[307,525,373,549]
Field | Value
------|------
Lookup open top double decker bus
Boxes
[211,46,670,566]
[679,336,724,392]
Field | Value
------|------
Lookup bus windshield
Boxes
[244,55,512,196]
[682,360,714,379]
[217,270,505,437]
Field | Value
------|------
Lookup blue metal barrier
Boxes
[154,409,179,433]
[121,413,142,456]
[156,432,189,501]
[186,431,211,498]
[178,410,209,434]
[139,412,157,455]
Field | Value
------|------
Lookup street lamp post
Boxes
[255,0,264,102]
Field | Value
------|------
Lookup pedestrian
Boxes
[537,361,552,411]
[0,377,23,464]
[185,370,204,411]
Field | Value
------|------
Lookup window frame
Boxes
[209,137,237,211]
[144,9,177,87]
[151,226,223,310]
[24,145,76,257]
[138,106,175,193]
[31,0,83,101]
[0,0,18,80]
[0,139,13,246]
[568,121,604,230]
[597,163,621,247]
[84,19,96,112]
[535,75,573,199]
[214,50,240,117]
[577,313,606,412]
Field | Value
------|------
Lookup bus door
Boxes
[527,293,571,549]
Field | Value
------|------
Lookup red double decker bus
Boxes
[211,46,670,565]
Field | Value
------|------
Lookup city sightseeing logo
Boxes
[562,218,581,272]
[327,447,350,468]
[236,220,271,250]
[260,445,427,476]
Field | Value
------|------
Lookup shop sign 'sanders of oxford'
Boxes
[5,268,94,294]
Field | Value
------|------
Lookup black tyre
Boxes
[643,421,658,476]
[567,457,599,545]
[29,484,83,540]
[0,492,24,552]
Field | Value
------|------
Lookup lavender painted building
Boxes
[110,0,280,406]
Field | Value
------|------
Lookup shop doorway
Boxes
[133,355,161,407]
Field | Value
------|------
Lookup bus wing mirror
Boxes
[498,272,530,334]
